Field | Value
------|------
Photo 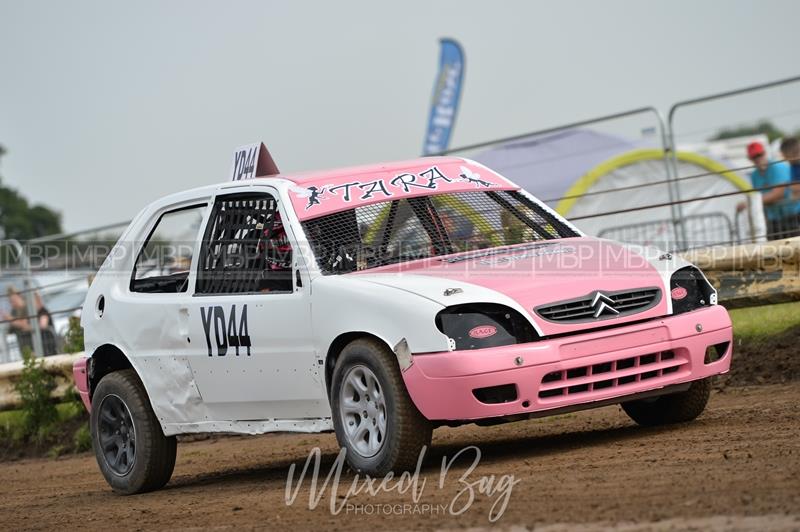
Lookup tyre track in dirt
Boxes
[1,384,798,531]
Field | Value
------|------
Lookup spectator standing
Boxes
[4,286,33,354]
[780,137,800,200]
[2,286,59,356]
[737,141,799,238]
[34,292,59,355]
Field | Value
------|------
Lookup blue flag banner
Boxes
[422,38,465,156]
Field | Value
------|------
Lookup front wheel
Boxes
[90,369,177,494]
[622,378,711,426]
[330,338,432,475]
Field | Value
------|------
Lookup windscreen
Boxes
[301,190,578,274]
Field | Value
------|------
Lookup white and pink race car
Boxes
[74,156,732,493]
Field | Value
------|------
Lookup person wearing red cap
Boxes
[737,141,799,238]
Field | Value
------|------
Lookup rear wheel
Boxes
[622,378,711,426]
[90,369,177,494]
[330,338,432,475]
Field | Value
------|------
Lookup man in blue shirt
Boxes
[780,137,800,198]
[737,141,799,239]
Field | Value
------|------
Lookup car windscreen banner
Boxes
[422,38,465,156]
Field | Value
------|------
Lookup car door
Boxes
[122,201,210,421]
[186,188,329,422]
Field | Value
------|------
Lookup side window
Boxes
[196,192,293,294]
[131,204,206,293]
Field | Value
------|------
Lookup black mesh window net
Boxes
[301,190,577,274]
[196,193,293,294]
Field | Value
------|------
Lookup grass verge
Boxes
[0,400,90,461]
[728,300,800,340]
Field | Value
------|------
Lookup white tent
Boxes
[474,129,766,250]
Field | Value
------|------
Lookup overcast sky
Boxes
[1,0,799,231]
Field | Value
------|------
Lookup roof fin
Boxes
[230,142,280,181]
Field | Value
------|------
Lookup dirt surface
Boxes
[1,383,798,531]
[720,326,800,387]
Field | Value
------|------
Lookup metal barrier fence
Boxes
[436,107,692,250]
[569,173,799,249]
[0,222,129,363]
[438,74,800,252]
[597,212,738,248]
[667,75,800,247]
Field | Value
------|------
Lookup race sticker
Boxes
[230,142,280,181]
[200,304,252,356]
[291,165,501,212]
[230,143,262,181]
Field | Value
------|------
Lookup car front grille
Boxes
[535,287,661,323]
[538,349,687,400]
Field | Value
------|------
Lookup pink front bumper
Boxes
[402,305,732,421]
[72,356,91,412]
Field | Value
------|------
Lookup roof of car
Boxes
[278,156,468,184]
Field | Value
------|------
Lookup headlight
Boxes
[669,266,716,314]
[435,303,538,350]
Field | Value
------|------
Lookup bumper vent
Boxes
[538,350,687,400]
[473,383,518,404]
[536,287,661,323]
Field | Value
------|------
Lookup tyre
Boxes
[90,369,177,494]
[622,378,711,427]
[330,338,432,476]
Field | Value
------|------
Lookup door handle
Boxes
[178,306,190,338]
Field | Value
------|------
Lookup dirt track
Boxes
[1,383,799,531]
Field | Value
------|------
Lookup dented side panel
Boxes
[82,185,335,436]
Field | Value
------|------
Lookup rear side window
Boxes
[195,192,292,294]
[131,204,206,293]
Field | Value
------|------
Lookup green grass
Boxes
[0,401,84,439]
[729,300,800,340]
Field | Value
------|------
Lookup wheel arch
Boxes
[324,331,397,398]
[88,344,137,400]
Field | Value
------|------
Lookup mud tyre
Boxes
[330,338,433,475]
[622,378,711,427]
[90,369,177,494]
